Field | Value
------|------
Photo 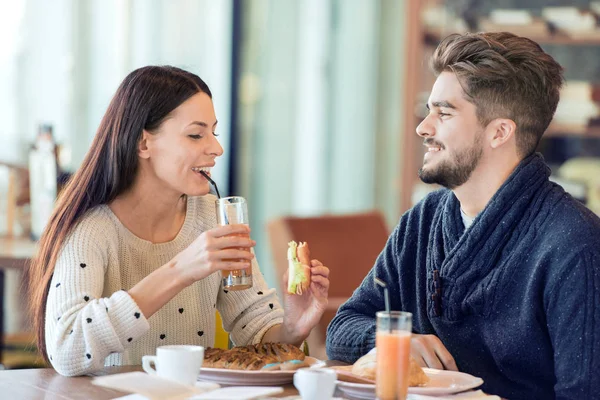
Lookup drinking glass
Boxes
[376,311,412,400]
[215,196,253,290]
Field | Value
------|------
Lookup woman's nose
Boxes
[208,135,224,157]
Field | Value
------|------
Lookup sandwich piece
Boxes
[287,241,312,295]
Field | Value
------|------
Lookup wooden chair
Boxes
[0,269,4,368]
[267,211,389,359]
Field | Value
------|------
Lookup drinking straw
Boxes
[200,171,221,199]
[374,276,391,332]
[202,171,231,225]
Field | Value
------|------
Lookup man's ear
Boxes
[138,130,151,159]
[488,118,516,149]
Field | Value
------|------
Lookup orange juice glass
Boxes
[376,311,412,400]
[215,196,252,290]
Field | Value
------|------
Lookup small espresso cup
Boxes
[293,368,337,400]
[142,345,204,386]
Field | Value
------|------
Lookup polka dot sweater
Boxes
[45,194,284,376]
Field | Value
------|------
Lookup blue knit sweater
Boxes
[326,154,600,400]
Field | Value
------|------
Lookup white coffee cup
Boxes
[293,368,337,400]
[142,345,204,386]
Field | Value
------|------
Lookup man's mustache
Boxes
[424,139,445,150]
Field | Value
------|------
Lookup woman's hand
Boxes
[173,224,256,286]
[280,259,330,344]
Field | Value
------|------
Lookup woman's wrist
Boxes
[261,323,305,347]
[167,258,195,290]
[281,321,308,346]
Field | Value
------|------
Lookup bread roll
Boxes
[351,353,429,387]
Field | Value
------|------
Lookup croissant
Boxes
[203,342,306,370]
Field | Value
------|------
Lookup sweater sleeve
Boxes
[546,250,600,400]
[45,222,150,376]
[216,253,284,346]
[326,221,405,363]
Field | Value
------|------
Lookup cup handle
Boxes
[142,355,157,376]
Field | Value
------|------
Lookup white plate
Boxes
[335,368,484,399]
[197,356,325,386]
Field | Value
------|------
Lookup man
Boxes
[326,32,600,400]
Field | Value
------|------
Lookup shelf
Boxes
[545,123,600,138]
[535,34,600,46]
[424,28,600,46]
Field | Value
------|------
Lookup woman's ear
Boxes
[138,130,151,159]
[488,118,516,149]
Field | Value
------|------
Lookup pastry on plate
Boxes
[203,342,306,370]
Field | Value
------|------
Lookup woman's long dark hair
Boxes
[29,66,212,362]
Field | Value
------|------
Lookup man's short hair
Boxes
[431,32,564,158]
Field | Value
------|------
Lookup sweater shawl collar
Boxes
[427,153,553,321]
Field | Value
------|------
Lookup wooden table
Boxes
[0,363,349,399]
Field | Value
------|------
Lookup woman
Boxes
[28,66,330,376]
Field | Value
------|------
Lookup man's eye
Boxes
[188,134,202,139]
[212,132,220,137]
[439,112,450,117]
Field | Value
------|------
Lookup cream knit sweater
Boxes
[45,194,284,376]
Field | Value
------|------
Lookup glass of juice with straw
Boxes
[376,311,412,400]
[215,196,253,290]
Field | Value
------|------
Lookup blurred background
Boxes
[2,0,600,366]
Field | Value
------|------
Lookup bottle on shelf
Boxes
[29,124,58,241]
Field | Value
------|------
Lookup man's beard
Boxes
[418,137,483,189]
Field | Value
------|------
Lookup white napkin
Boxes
[111,386,285,400]
[407,390,501,399]
[260,398,345,400]
[91,371,219,400]
[188,386,283,399]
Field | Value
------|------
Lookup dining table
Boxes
[0,362,349,399]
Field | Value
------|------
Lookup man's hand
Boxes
[411,334,458,371]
